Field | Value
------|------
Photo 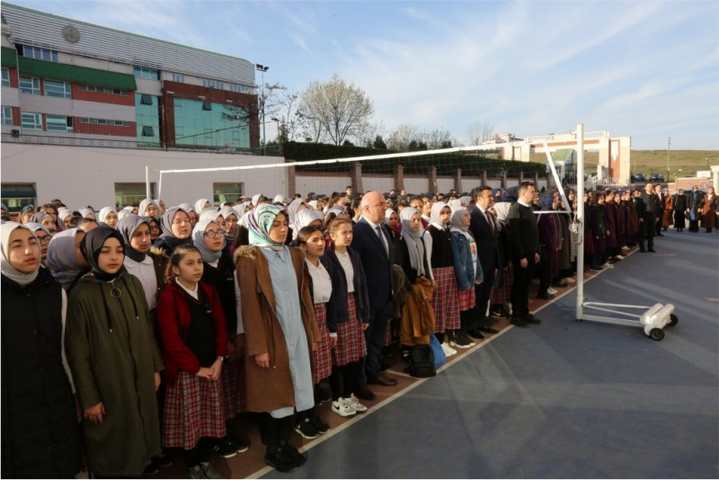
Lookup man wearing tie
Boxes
[352,191,398,389]
[469,186,500,337]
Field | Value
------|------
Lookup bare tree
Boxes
[423,128,454,149]
[274,91,301,143]
[298,75,374,146]
[468,121,495,145]
[386,124,419,151]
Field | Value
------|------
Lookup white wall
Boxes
[364,176,394,193]
[295,175,349,196]
[437,177,454,193]
[404,177,428,194]
[462,177,483,193]
[2,143,286,208]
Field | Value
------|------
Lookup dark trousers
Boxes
[537,247,551,295]
[474,259,495,325]
[639,214,655,251]
[511,256,535,319]
[655,213,663,235]
[331,361,363,400]
[364,306,390,381]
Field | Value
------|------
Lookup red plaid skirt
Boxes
[457,287,476,312]
[333,293,367,367]
[491,265,513,305]
[432,266,460,333]
[163,371,226,450]
[311,303,333,384]
[221,357,242,419]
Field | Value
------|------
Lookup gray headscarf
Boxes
[192,216,224,264]
[1,222,40,286]
[400,207,430,279]
[46,227,85,290]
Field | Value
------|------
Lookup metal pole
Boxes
[145,165,151,200]
[158,171,163,202]
[576,123,585,320]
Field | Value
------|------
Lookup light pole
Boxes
[255,64,269,152]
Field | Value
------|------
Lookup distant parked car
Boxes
[631,173,646,183]
[649,174,665,183]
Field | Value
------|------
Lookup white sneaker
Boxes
[349,394,368,413]
[441,342,457,357]
[547,287,558,295]
[615,255,625,260]
[331,397,356,417]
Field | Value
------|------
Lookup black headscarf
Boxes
[81,225,126,282]
[117,213,149,263]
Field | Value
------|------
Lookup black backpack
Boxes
[406,344,436,378]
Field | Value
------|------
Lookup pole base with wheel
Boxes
[580,302,678,341]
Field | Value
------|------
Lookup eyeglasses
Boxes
[36,235,50,243]
[204,229,225,238]
[172,219,190,226]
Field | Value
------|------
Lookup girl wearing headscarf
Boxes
[322,217,371,418]
[295,225,333,438]
[19,205,35,224]
[154,206,192,255]
[24,222,51,266]
[117,206,134,222]
[424,202,466,355]
[46,228,89,291]
[31,210,59,234]
[449,207,482,346]
[139,199,160,219]
[147,217,162,242]
[64,226,163,477]
[385,208,401,240]
[235,204,318,472]
[396,207,435,349]
[97,207,118,228]
[156,245,228,479]
[79,208,96,221]
[192,216,248,457]
[195,198,211,216]
[118,214,168,312]
[295,208,323,234]
[1,222,82,478]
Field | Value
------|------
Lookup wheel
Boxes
[649,328,665,341]
[668,314,678,327]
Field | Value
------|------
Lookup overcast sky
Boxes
[10,0,719,149]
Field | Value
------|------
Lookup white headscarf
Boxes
[429,202,450,230]
[194,198,210,214]
[138,198,158,217]
[492,202,512,229]
[233,201,251,219]
[79,208,96,220]
[219,206,236,220]
[447,198,463,213]
[117,206,134,221]
[97,206,116,224]
[1,222,40,286]
[295,208,322,230]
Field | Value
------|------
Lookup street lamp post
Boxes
[255,64,269,153]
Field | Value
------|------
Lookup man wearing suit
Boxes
[508,182,541,327]
[639,182,659,252]
[352,191,398,389]
[654,184,664,237]
[469,186,500,337]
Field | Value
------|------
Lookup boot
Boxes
[263,415,295,472]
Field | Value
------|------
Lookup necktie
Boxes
[376,225,389,255]
[486,208,496,234]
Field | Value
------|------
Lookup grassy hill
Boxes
[532,149,718,181]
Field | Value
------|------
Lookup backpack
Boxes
[406,344,436,378]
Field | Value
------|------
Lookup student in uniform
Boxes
[64,226,163,477]
[154,206,193,255]
[425,202,467,355]
[157,245,229,479]
[24,222,52,266]
[449,207,481,347]
[46,227,89,291]
[1,222,82,478]
[97,207,118,228]
[295,225,333,438]
[192,216,249,458]
[235,204,318,472]
[322,217,371,418]
[139,199,161,219]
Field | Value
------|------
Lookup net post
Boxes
[158,171,164,202]
[145,165,151,200]
[576,123,585,320]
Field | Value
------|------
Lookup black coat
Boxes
[351,219,394,318]
[469,206,498,278]
[202,250,238,338]
[1,269,81,477]
[321,248,371,333]
[508,202,540,260]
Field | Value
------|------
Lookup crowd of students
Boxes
[2,180,718,478]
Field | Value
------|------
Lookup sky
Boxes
[8,0,719,149]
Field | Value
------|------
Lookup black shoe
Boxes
[526,315,541,324]
[479,326,499,334]
[367,373,398,386]
[648,248,656,252]
[310,414,329,434]
[214,437,239,459]
[265,446,295,473]
[295,416,320,440]
[511,317,528,327]
[282,443,307,468]
[467,329,485,340]
[156,452,174,468]
[450,330,475,348]
[536,292,553,300]
[355,385,376,400]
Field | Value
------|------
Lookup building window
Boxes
[142,125,154,137]
[82,85,128,95]
[140,94,153,105]
[2,106,13,126]
[203,78,224,90]
[46,114,72,132]
[172,73,185,83]
[213,182,244,204]
[19,45,58,62]
[44,79,71,98]
[1,67,9,87]
[1,183,37,213]
[114,182,156,208]
[19,77,41,95]
[133,66,159,80]
[21,112,42,129]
